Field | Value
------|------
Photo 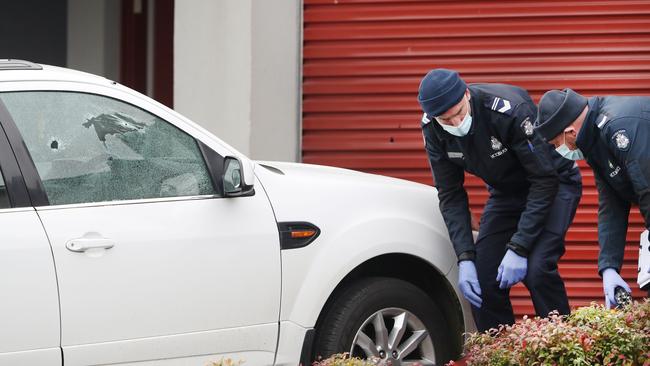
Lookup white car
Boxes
[0,60,473,366]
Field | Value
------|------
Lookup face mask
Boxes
[555,133,584,160]
[436,100,472,137]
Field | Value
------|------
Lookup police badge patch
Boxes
[520,117,534,136]
[612,129,630,151]
[491,136,502,150]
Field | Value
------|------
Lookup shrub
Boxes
[451,300,650,366]
[311,353,399,366]
[207,358,243,366]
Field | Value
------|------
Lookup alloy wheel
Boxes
[350,307,436,365]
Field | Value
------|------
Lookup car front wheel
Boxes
[313,277,453,365]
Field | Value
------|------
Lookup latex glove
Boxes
[458,260,482,308]
[602,268,631,309]
[496,249,527,289]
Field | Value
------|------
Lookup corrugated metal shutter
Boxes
[302,0,650,317]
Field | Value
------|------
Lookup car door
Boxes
[0,89,281,366]
[0,107,60,365]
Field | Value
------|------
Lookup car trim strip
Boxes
[34,194,223,211]
[0,207,39,214]
[0,98,38,207]
[198,140,225,197]
[0,98,49,206]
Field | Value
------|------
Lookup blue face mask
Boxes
[555,134,584,160]
[436,102,472,137]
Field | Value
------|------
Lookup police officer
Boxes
[418,69,582,331]
[535,89,650,304]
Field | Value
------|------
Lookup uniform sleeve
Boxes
[506,102,559,251]
[608,117,650,229]
[422,124,475,260]
[594,172,630,273]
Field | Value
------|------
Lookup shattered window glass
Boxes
[0,92,217,205]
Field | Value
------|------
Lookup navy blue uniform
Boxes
[576,96,650,276]
[422,84,582,331]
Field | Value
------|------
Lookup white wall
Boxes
[67,0,120,81]
[174,0,300,162]
[250,0,301,162]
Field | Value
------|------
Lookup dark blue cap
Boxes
[417,69,467,117]
[534,88,588,142]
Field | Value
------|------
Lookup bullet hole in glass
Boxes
[50,140,58,150]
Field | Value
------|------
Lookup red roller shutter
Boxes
[302,0,650,317]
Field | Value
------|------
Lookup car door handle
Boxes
[66,238,115,252]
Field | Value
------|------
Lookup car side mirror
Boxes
[223,156,254,197]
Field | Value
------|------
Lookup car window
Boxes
[0,91,217,205]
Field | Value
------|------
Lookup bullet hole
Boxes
[47,137,65,152]
[389,137,395,143]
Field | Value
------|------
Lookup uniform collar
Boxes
[576,97,601,155]
[465,88,480,136]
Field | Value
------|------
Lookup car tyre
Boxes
[313,277,453,365]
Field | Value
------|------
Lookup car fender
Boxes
[279,215,456,327]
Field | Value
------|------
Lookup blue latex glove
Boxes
[458,260,482,308]
[602,268,631,309]
[496,249,527,289]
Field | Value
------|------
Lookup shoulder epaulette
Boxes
[483,96,513,115]
[596,114,610,129]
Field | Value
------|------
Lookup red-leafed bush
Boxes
[310,353,398,366]
[448,300,650,366]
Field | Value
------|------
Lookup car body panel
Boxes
[62,324,276,366]
[0,208,60,365]
[254,161,458,327]
[273,321,310,366]
[35,188,281,365]
[0,348,62,366]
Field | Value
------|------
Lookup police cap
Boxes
[535,88,588,142]
[417,69,467,117]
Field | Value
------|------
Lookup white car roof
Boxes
[0,59,113,85]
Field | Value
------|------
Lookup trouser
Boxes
[471,177,581,332]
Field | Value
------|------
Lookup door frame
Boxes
[0,97,46,206]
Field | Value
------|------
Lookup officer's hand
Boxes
[496,249,527,289]
[458,260,482,308]
[602,268,631,309]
